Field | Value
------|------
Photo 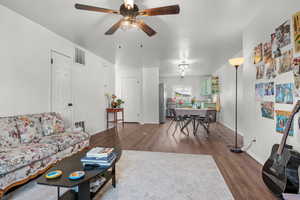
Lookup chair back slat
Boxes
[170,108,177,118]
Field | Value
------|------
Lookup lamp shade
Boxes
[228,57,244,66]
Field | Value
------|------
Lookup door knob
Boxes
[68,103,73,107]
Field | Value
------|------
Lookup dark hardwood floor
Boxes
[91,121,277,200]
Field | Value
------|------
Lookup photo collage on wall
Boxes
[253,13,300,136]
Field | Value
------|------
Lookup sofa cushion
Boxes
[40,113,65,136]
[0,143,58,175]
[15,115,42,144]
[38,131,89,151]
[0,117,20,148]
[52,113,65,133]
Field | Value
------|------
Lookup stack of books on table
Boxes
[81,147,116,168]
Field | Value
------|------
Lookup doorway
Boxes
[50,50,73,127]
[121,78,140,122]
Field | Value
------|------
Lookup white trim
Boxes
[51,49,72,59]
[217,121,244,137]
[246,150,265,165]
[90,129,106,136]
[159,74,211,78]
[218,121,265,165]
[143,122,160,125]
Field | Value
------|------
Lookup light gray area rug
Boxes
[7,151,234,200]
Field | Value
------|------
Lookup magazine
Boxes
[86,147,114,158]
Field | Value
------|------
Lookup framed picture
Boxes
[265,59,277,79]
[271,33,281,58]
[264,82,274,96]
[275,110,293,136]
[275,83,294,104]
[255,83,265,101]
[278,49,293,74]
[293,57,300,97]
[263,42,272,64]
[261,102,274,119]
[293,11,300,53]
[254,43,263,64]
[256,63,265,79]
[275,20,291,49]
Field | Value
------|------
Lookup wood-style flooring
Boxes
[91,121,277,200]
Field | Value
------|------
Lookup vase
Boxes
[111,102,117,108]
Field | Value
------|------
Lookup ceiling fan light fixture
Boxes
[121,18,137,30]
[75,1,180,37]
[178,62,189,70]
[178,62,189,78]
[124,0,134,9]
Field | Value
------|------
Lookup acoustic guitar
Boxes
[262,100,300,198]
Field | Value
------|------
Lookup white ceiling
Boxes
[0,0,266,76]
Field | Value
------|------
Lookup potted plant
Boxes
[191,97,196,105]
[191,97,197,108]
[110,95,125,108]
[116,99,125,108]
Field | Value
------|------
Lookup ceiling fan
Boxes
[75,0,180,37]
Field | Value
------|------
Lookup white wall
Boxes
[142,68,159,124]
[0,5,115,134]
[115,66,160,124]
[241,0,300,164]
[159,75,210,99]
[214,51,244,135]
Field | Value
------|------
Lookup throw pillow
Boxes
[41,113,55,136]
[53,113,65,133]
[16,116,42,144]
[0,117,20,148]
[41,112,65,136]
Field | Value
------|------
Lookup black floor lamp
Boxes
[228,57,244,153]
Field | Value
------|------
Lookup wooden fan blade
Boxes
[139,5,180,16]
[75,4,119,14]
[105,19,124,35]
[136,21,156,37]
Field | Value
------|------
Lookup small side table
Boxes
[106,108,124,129]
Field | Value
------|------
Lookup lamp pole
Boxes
[230,65,243,153]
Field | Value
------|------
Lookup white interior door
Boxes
[51,51,73,128]
[121,78,140,122]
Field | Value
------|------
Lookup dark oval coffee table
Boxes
[37,147,121,200]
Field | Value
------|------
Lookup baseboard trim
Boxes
[246,150,264,165]
[91,128,106,135]
[217,121,244,137]
[218,122,265,165]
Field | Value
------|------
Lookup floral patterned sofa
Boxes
[0,112,90,197]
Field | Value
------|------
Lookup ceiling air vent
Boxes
[75,48,86,65]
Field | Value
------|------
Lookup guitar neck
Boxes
[277,117,293,154]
